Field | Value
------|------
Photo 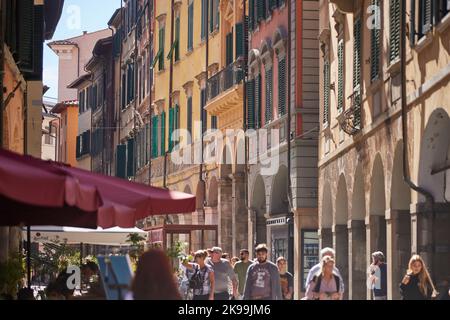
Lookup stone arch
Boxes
[207,176,218,207]
[220,142,233,179]
[418,108,450,202]
[369,154,387,266]
[235,132,246,174]
[334,174,349,298]
[335,174,349,225]
[321,182,333,248]
[349,163,367,299]
[417,108,450,286]
[389,140,412,299]
[270,165,289,215]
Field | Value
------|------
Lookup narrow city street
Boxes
[0,0,449,303]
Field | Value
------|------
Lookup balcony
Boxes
[205,60,244,117]
[330,0,363,13]
[337,88,362,136]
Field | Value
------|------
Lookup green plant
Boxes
[0,252,26,297]
[126,233,146,270]
[166,241,189,273]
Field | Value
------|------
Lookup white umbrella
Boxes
[23,226,148,246]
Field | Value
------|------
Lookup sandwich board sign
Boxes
[97,255,133,300]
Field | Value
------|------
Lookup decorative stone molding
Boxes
[154,99,165,115]
[319,28,331,57]
[182,80,194,97]
[260,41,273,67]
[173,0,182,12]
[272,28,287,57]
[195,71,208,89]
[171,90,181,105]
[156,13,167,27]
[248,49,261,76]
[208,63,219,77]
[332,8,345,35]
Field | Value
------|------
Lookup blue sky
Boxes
[44,0,119,101]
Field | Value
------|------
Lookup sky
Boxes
[44,0,119,102]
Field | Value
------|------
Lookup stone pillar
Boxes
[319,228,333,249]
[218,178,233,254]
[333,224,349,299]
[348,220,366,300]
[191,209,205,251]
[0,227,10,263]
[232,173,248,256]
[248,209,256,259]
[386,209,411,300]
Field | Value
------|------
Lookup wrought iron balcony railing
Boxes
[207,60,244,102]
[338,87,362,136]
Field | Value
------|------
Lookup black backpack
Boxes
[189,266,204,290]
[312,274,340,294]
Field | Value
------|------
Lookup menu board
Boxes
[301,230,320,291]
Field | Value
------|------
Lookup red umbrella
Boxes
[0,148,196,228]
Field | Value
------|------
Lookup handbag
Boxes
[189,266,204,290]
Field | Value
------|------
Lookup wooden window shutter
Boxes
[160,111,166,155]
[152,116,159,158]
[226,32,234,65]
[168,107,174,152]
[323,60,330,125]
[371,0,381,81]
[265,68,273,123]
[353,17,362,89]
[389,0,401,63]
[255,74,262,128]
[257,0,267,22]
[249,0,255,31]
[116,145,127,178]
[235,23,244,58]
[159,28,165,70]
[187,97,193,143]
[337,39,344,113]
[419,0,432,36]
[278,58,287,117]
[127,138,135,178]
[247,79,255,129]
[201,0,207,40]
[188,3,194,51]
[17,0,34,73]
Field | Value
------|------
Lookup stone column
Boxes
[232,173,248,256]
[218,178,233,254]
[333,224,349,299]
[386,209,411,300]
[248,209,256,259]
[348,220,366,300]
[191,209,205,251]
[319,228,333,249]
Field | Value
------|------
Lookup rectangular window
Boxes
[353,17,362,89]
[255,74,262,128]
[210,0,219,33]
[257,0,267,22]
[419,0,432,36]
[152,115,159,158]
[127,138,135,178]
[160,111,166,155]
[188,2,194,51]
[226,32,233,66]
[211,116,217,130]
[201,89,207,134]
[116,144,127,179]
[235,22,244,58]
[201,0,207,40]
[159,27,165,71]
[389,0,401,63]
[249,0,255,31]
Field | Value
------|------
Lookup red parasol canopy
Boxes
[0,149,196,228]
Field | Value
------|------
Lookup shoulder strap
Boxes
[313,274,322,293]
[334,274,340,292]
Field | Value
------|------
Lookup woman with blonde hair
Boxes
[400,254,438,300]
[305,256,343,300]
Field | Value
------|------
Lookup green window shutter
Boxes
[76,136,81,159]
[323,60,330,125]
[353,17,362,89]
[269,0,277,11]
[201,0,207,40]
[371,0,381,81]
[127,138,135,178]
[235,23,244,58]
[249,0,255,31]
[168,107,174,152]
[17,0,34,73]
[278,58,287,117]
[247,79,255,129]
[257,0,267,22]
[201,89,207,134]
[152,116,159,158]
[187,97,193,143]
[265,68,273,123]
[226,32,233,65]
[160,111,166,155]
[209,0,214,33]
[175,17,180,61]
[389,0,401,63]
[410,0,416,46]
[188,3,194,51]
[116,145,127,178]
[175,104,180,147]
[121,74,126,109]
[337,39,344,113]
[159,28,165,70]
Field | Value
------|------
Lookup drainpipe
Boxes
[109,26,115,175]
[242,0,249,251]
[400,0,435,277]
[286,0,295,276]
[148,0,153,186]
[164,0,175,189]
[118,0,124,147]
